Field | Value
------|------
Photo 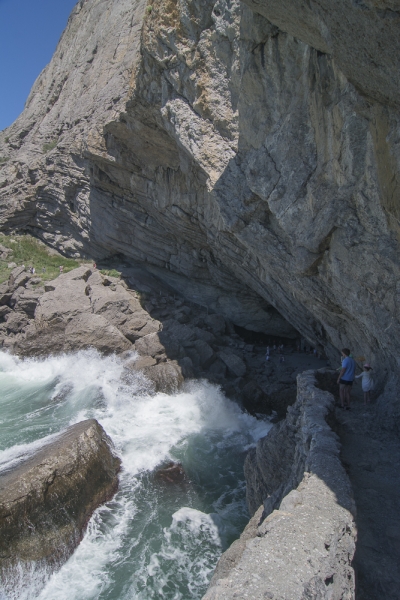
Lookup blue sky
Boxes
[0,0,77,131]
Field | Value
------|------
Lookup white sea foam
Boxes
[0,349,272,600]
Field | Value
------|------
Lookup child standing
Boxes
[355,364,374,404]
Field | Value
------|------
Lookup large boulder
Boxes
[142,360,184,394]
[0,265,165,356]
[218,351,247,378]
[36,279,92,324]
[193,339,215,369]
[0,419,120,590]
[135,332,166,357]
[64,313,132,354]
[10,287,42,316]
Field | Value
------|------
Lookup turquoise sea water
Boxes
[0,349,271,600]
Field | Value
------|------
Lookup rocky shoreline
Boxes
[0,0,399,596]
[0,262,309,415]
[0,262,357,598]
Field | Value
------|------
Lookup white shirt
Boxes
[356,371,374,392]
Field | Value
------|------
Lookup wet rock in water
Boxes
[0,419,120,589]
[142,360,184,394]
[179,356,194,378]
[155,462,187,484]
[128,355,157,370]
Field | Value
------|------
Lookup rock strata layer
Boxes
[0,419,120,592]
[203,371,356,599]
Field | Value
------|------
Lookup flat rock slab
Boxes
[0,419,120,586]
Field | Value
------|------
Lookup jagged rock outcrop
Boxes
[0,264,160,355]
[1,0,399,392]
[0,262,309,405]
[203,371,356,599]
[0,419,120,592]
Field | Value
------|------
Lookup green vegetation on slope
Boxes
[0,234,81,284]
[99,268,121,278]
[42,139,58,153]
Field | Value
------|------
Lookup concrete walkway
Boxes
[333,387,400,599]
[230,342,400,598]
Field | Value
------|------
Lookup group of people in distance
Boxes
[337,348,374,409]
[265,344,286,363]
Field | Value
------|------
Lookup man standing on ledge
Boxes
[337,348,356,410]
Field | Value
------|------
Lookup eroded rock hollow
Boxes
[0,0,399,399]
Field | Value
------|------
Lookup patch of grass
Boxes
[42,139,58,153]
[0,156,9,164]
[146,5,152,14]
[100,268,121,278]
[0,234,81,284]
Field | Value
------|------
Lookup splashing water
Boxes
[0,349,271,600]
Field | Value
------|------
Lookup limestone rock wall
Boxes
[203,371,356,599]
[0,0,399,386]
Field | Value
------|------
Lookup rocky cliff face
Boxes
[0,0,399,395]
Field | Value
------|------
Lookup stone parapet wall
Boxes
[203,370,356,600]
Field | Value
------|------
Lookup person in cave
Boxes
[337,348,356,409]
[355,364,374,404]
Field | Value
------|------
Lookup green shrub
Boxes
[4,137,9,143]
[146,5,152,14]
[0,156,8,164]
[42,139,58,153]
[100,268,121,278]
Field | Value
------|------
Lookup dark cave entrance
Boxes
[233,324,300,348]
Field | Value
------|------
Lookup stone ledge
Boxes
[203,370,356,600]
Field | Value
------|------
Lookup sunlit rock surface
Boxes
[0,419,120,590]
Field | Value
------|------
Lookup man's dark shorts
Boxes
[339,379,353,386]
